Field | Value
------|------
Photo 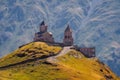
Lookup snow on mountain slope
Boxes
[0,0,120,76]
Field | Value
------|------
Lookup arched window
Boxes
[65,36,67,38]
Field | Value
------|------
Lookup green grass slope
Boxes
[0,42,119,80]
[0,42,62,67]
[57,50,119,80]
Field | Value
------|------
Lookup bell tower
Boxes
[40,21,47,33]
[63,25,73,46]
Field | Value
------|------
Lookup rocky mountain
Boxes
[0,42,119,80]
[0,0,120,76]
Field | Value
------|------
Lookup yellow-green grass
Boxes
[0,50,119,80]
[0,42,62,67]
[0,60,75,80]
[57,50,119,80]
[0,42,119,80]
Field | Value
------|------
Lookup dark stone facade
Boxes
[63,25,73,46]
[73,45,95,58]
[34,21,54,43]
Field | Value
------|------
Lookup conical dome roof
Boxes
[40,21,45,26]
[65,25,72,32]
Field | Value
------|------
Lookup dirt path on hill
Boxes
[0,46,72,69]
[0,55,50,69]
[56,46,71,57]
[47,46,72,62]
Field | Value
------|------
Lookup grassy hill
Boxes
[0,42,119,80]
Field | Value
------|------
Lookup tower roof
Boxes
[40,21,45,26]
[65,25,72,32]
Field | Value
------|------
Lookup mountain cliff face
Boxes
[0,0,120,76]
[0,42,119,80]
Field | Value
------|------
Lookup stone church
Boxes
[34,21,54,43]
[63,25,73,46]
[33,21,95,58]
[34,21,73,46]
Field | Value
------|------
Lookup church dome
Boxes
[49,32,53,35]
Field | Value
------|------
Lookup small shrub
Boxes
[100,69,103,72]
[30,70,34,72]
[16,53,27,57]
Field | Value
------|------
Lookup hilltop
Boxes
[0,42,119,80]
[0,0,120,76]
